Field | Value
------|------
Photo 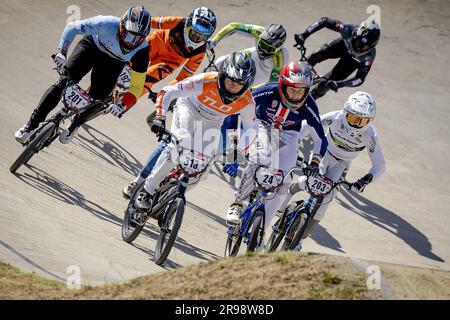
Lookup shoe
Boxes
[15,123,35,144]
[134,190,153,211]
[59,126,79,144]
[225,203,242,225]
[123,182,139,200]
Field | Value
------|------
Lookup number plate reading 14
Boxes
[308,176,332,196]
[179,150,208,175]
[63,85,90,111]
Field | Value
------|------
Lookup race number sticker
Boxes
[63,85,90,110]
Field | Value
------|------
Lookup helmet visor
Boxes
[119,25,146,48]
[187,25,210,43]
[346,112,371,128]
[258,39,281,57]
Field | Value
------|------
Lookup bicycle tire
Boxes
[247,210,264,252]
[154,197,185,265]
[10,122,55,173]
[224,231,243,257]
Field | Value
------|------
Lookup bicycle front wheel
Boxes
[10,122,55,173]
[154,197,185,265]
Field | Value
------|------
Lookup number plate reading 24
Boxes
[255,166,283,192]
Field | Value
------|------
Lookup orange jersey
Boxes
[144,17,207,90]
[156,72,257,151]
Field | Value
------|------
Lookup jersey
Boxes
[252,82,328,157]
[149,16,207,83]
[300,110,385,180]
[212,23,288,86]
[58,15,149,108]
[59,16,148,62]
[155,73,257,150]
[215,46,289,88]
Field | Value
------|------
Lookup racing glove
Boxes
[351,173,374,193]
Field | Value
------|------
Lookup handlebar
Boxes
[203,48,218,72]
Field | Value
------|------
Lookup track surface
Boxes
[0,0,449,285]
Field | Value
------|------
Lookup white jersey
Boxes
[215,46,289,87]
[299,110,385,181]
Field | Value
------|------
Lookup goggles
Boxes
[187,25,210,43]
[119,25,146,48]
[258,39,281,57]
[346,112,371,128]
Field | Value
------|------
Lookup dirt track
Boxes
[0,0,449,285]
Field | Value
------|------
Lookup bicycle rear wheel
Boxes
[154,197,185,265]
[10,122,55,173]
[121,183,148,243]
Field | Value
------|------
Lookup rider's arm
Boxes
[301,17,344,40]
[121,47,150,109]
[169,52,206,85]
[320,110,340,126]
[151,16,184,29]
[212,23,264,44]
[336,54,375,88]
[364,126,386,182]
[237,95,258,152]
[155,74,204,117]
[58,15,116,54]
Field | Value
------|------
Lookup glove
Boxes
[304,155,321,177]
[53,52,67,69]
[223,163,239,177]
[206,39,217,50]
[150,116,166,141]
[294,33,307,47]
[351,173,373,193]
[106,103,125,117]
[326,80,340,92]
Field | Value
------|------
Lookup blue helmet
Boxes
[184,7,216,49]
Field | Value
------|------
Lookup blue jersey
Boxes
[252,82,328,157]
[59,16,148,62]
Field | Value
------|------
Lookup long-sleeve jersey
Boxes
[58,16,149,108]
[155,72,258,150]
[303,17,376,88]
[299,110,385,180]
[212,23,288,86]
[149,16,207,84]
[252,82,328,157]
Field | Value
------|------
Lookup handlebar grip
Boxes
[51,54,56,59]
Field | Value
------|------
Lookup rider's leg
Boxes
[67,52,125,130]
[225,122,271,224]
[15,37,95,142]
[301,157,350,242]
[261,130,299,229]
[311,55,358,100]
[307,38,346,67]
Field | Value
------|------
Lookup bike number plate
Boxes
[255,167,283,191]
[307,176,333,197]
[179,149,208,175]
[63,85,90,110]
[116,65,131,89]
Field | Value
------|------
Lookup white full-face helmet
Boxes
[342,91,376,137]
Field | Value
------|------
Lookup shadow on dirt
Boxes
[336,188,445,262]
